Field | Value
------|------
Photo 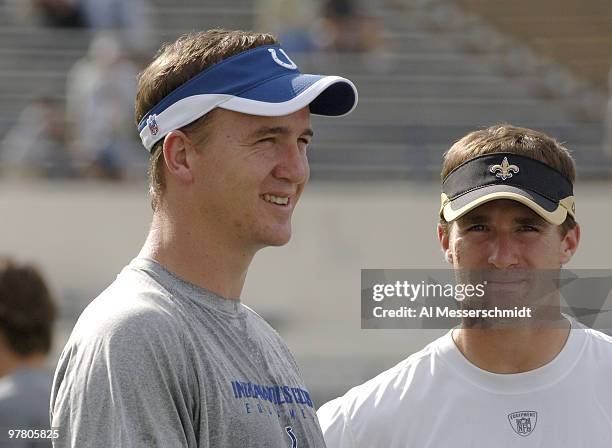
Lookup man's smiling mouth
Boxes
[262,194,289,206]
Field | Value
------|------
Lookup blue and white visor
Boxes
[137,45,358,152]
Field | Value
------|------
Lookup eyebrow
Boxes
[249,126,314,139]
[457,215,486,226]
[514,216,547,226]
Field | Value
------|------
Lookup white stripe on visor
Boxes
[139,94,232,151]
[137,45,358,152]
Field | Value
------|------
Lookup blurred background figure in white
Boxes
[65,33,144,180]
[79,0,151,53]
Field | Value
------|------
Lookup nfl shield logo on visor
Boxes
[147,114,159,136]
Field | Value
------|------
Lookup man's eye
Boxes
[519,225,539,232]
[258,137,275,144]
[468,225,486,232]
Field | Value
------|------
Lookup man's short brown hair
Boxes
[0,258,56,356]
[135,29,279,211]
[439,124,577,237]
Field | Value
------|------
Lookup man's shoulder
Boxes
[241,303,298,360]
[318,334,445,423]
[242,304,282,338]
[583,327,612,364]
[70,265,183,348]
[585,327,612,344]
[54,268,190,403]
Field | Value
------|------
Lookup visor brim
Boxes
[442,185,568,225]
[218,74,358,117]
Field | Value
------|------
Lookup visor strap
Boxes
[559,196,576,217]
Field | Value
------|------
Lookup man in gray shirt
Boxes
[50,29,358,447]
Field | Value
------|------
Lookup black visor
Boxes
[441,153,575,225]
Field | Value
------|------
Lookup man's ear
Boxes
[437,223,453,265]
[560,223,580,265]
[162,130,195,184]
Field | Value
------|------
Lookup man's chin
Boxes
[259,227,292,247]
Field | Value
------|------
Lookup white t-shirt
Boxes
[318,322,612,447]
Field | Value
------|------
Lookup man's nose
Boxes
[487,233,520,268]
[273,143,310,184]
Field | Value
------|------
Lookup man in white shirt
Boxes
[318,124,612,447]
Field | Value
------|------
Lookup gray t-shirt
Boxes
[50,258,326,447]
[0,367,53,448]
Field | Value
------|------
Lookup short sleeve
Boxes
[50,305,198,448]
[317,397,356,448]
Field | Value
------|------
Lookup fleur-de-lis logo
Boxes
[490,157,519,180]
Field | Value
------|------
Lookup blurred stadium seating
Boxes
[1,0,611,180]
[455,0,612,88]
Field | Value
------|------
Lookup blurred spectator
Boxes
[65,33,145,180]
[79,0,152,53]
[6,0,150,52]
[255,0,319,53]
[35,0,83,27]
[6,0,84,28]
[0,97,78,179]
[320,0,387,54]
[0,258,56,448]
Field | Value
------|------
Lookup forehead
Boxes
[211,107,311,135]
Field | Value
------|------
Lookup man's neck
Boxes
[452,319,571,374]
[0,351,46,378]
[139,212,256,299]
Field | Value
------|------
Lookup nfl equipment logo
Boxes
[508,411,537,436]
[147,114,159,136]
